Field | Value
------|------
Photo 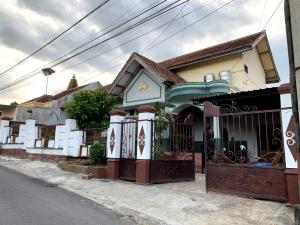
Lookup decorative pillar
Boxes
[279,84,300,205]
[106,109,126,180]
[136,105,155,185]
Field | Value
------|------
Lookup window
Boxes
[244,64,248,73]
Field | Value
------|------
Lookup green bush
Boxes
[89,142,105,165]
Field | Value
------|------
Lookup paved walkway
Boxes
[0,156,294,225]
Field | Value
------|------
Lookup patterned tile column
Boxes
[106,109,126,180]
[279,84,300,205]
[136,105,155,185]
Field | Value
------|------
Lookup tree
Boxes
[65,89,115,129]
[10,101,18,106]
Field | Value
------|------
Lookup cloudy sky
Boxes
[0,0,287,104]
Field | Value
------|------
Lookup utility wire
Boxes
[230,0,283,72]
[0,0,187,92]
[0,0,171,91]
[0,0,230,96]
[143,0,236,53]
[5,0,215,97]
[258,0,268,30]
[0,0,111,78]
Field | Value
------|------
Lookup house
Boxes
[0,76,103,158]
[0,75,101,126]
[106,30,279,172]
[108,30,278,113]
[104,31,298,205]
[0,75,101,147]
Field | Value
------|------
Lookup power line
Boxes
[50,0,185,68]
[228,0,283,89]
[261,0,283,29]
[5,0,219,97]
[258,0,268,30]
[0,0,112,78]
[0,0,186,93]
[0,0,229,96]
[143,0,236,53]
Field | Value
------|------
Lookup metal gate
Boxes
[203,101,288,202]
[150,119,195,183]
[119,118,137,181]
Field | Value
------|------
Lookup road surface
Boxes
[0,165,136,225]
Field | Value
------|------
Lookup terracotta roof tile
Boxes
[160,31,265,69]
[23,83,91,103]
[135,53,185,84]
[100,84,112,92]
[23,95,53,103]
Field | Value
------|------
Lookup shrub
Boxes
[89,142,105,165]
[65,89,115,129]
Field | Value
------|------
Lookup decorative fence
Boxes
[204,103,288,202]
[150,120,195,183]
[204,109,284,165]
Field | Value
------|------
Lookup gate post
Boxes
[106,109,126,180]
[136,105,155,185]
[278,84,300,205]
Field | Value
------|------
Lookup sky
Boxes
[0,0,288,104]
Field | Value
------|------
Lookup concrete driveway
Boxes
[0,156,294,225]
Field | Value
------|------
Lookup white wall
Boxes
[0,120,10,144]
[0,118,84,157]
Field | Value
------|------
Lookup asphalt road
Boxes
[0,165,136,225]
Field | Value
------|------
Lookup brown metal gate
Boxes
[119,118,137,181]
[203,101,288,202]
[150,119,195,183]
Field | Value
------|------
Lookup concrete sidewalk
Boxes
[0,156,294,225]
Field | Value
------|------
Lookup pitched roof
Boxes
[160,31,266,69]
[108,52,185,96]
[23,83,93,104]
[51,84,89,100]
[100,83,112,92]
[135,53,185,84]
[24,94,53,103]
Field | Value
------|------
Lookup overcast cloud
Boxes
[0,0,288,104]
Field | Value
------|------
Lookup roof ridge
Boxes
[159,31,266,68]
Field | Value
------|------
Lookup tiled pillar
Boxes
[136,105,155,185]
[278,84,300,205]
[106,109,126,180]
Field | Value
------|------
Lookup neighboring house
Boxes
[108,31,279,113]
[0,76,101,125]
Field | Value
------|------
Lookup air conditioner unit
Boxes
[204,73,214,82]
[219,70,231,84]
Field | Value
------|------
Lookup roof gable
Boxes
[108,53,185,96]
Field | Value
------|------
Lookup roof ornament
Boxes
[67,74,78,90]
